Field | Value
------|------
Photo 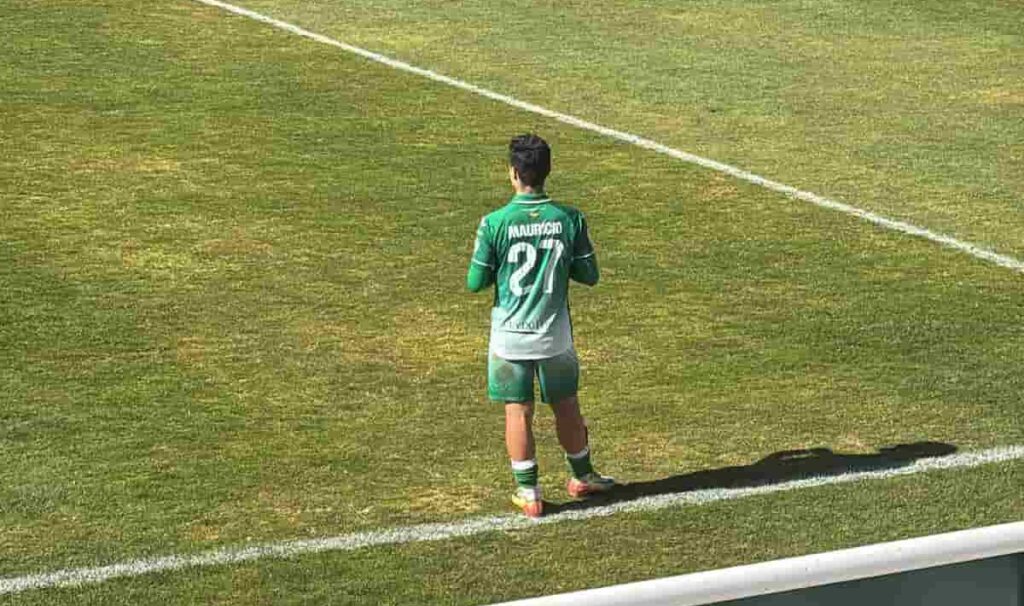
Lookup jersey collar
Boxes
[510,192,551,205]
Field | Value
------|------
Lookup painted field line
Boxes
[3,445,1024,596]
[192,0,1024,274]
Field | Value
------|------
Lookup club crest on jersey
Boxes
[508,221,563,239]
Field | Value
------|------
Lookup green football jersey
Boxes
[471,192,595,360]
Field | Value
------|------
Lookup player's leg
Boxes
[539,348,617,498]
[551,394,615,497]
[550,393,586,455]
[505,401,541,516]
[489,352,543,517]
[505,401,536,463]
[537,347,585,453]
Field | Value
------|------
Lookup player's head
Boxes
[508,134,551,190]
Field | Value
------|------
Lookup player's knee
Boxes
[505,401,535,420]
[551,394,580,416]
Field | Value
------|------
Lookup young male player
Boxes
[467,134,615,518]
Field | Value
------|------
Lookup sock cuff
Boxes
[510,459,538,471]
[566,446,590,460]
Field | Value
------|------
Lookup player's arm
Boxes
[467,263,495,292]
[467,217,497,292]
[569,212,599,286]
[570,254,598,286]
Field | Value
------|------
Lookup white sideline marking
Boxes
[3,445,1023,596]
[192,0,1024,274]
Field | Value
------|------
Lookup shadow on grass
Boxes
[545,441,957,514]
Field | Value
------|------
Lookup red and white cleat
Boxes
[567,473,617,498]
[511,487,544,518]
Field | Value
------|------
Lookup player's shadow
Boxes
[545,441,957,514]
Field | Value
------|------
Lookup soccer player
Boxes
[467,134,615,518]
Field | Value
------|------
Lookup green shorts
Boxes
[488,347,579,404]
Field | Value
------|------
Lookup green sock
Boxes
[566,447,595,479]
[511,460,539,490]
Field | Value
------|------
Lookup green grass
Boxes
[10,462,1024,605]
[239,0,1024,258]
[1,0,1022,603]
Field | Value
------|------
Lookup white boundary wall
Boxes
[492,521,1024,606]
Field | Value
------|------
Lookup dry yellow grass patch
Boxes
[70,155,181,175]
[119,239,140,268]
[186,522,222,543]
[576,346,616,366]
[149,444,180,474]
[406,484,490,515]
[199,228,273,257]
[391,305,476,374]
[257,488,307,528]
[698,175,740,202]
[608,430,695,473]
[175,336,209,366]
[293,319,389,365]
[977,89,1024,106]
[834,433,874,454]
[130,247,198,273]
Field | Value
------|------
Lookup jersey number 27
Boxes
[507,239,565,297]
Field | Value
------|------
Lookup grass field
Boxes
[1,0,1022,604]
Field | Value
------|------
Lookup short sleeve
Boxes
[471,217,496,269]
[572,212,595,260]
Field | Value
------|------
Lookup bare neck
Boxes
[513,184,543,195]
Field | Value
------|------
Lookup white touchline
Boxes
[2,445,1023,596]
[191,0,1024,274]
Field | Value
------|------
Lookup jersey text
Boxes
[508,221,563,239]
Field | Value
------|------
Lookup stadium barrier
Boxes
[491,521,1024,606]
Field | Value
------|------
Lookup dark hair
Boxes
[508,134,551,188]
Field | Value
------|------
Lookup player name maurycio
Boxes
[508,221,563,239]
